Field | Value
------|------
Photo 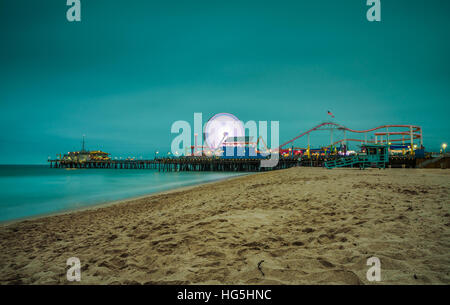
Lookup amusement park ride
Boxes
[183,114,425,169]
[277,122,424,158]
[189,119,424,157]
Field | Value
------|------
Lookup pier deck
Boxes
[48,157,300,172]
[48,155,444,171]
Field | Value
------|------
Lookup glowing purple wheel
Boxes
[204,113,245,150]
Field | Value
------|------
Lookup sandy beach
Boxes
[0,167,449,285]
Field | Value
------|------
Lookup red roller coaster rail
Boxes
[279,122,423,149]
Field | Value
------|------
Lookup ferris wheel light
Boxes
[204,113,244,150]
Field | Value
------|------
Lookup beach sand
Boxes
[0,167,449,284]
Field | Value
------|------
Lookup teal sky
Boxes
[1,0,449,163]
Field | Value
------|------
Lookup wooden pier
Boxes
[48,157,300,172]
[48,155,430,171]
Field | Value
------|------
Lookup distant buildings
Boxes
[60,136,110,162]
[62,150,110,162]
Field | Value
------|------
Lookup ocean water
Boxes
[0,165,243,222]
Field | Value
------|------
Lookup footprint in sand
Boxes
[196,251,226,259]
[317,258,335,268]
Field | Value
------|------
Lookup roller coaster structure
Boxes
[279,122,423,152]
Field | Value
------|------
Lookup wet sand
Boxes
[0,167,449,284]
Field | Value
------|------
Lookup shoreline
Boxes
[0,172,251,227]
[0,167,445,226]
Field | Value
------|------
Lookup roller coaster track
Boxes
[279,122,422,149]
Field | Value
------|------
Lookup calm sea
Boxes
[0,165,243,222]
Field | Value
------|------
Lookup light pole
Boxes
[442,143,447,154]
